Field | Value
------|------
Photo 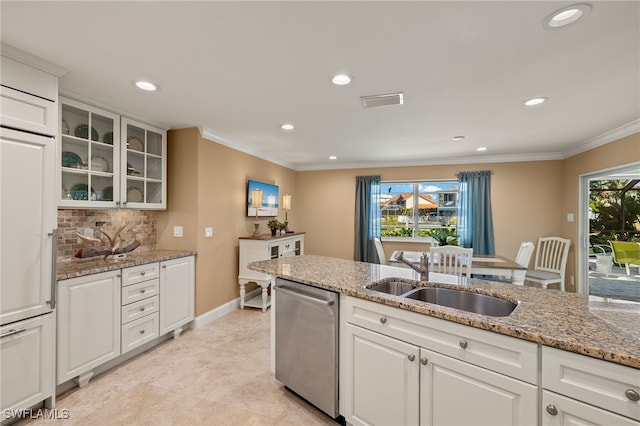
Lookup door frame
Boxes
[578,161,640,295]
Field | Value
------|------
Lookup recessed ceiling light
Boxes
[329,155,338,160]
[135,80,158,91]
[476,147,488,152]
[331,74,352,86]
[544,3,591,28]
[452,136,465,141]
[280,123,294,130]
[524,97,547,106]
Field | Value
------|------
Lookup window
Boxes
[381,180,458,241]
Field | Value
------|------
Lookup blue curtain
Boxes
[355,175,381,262]
[457,171,495,255]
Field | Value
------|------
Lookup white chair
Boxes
[511,242,535,285]
[525,237,571,291]
[429,245,473,279]
[373,237,387,265]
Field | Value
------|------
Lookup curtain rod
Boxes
[455,170,494,176]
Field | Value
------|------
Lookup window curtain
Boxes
[355,175,381,262]
[457,170,495,255]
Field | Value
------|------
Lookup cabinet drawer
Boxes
[121,313,159,354]
[121,279,159,305]
[345,296,539,384]
[121,295,159,325]
[542,346,640,421]
[542,390,639,426]
[1,86,56,136]
[122,263,160,287]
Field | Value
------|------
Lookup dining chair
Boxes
[525,237,570,291]
[429,245,473,279]
[373,237,387,265]
[511,242,535,285]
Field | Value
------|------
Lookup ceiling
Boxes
[2,1,639,171]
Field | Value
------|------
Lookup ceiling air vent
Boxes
[360,92,404,108]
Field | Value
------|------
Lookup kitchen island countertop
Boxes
[249,254,640,369]
[56,249,196,281]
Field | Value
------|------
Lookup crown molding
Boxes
[563,119,640,159]
[1,43,68,77]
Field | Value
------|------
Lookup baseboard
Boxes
[192,288,261,329]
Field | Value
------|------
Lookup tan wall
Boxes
[297,161,563,273]
[156,128,297,316]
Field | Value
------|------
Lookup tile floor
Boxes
[23,309,339,426]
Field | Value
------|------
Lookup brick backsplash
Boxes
[57,209,157,260]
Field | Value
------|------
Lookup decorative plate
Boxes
[127,187,143,203]
[70,183,95,201]
[75,124,99,141]
[61,119,70,135]
[127,136,144,151]
[103,132,113,145]
[62,151,83,168]
[91,156,108,172]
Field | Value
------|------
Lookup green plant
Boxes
[426,227,458,246]
[267,219,281,230]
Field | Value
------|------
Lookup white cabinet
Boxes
[58,98,166,209]
[238,233,304,312]
[121,263,159,353]
[1,313,54,416]
[160,256,195,337]
[341,296,538,426]
[542,346,640,425]
[57,270,121,386]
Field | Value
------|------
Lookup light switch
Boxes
[205,227,213,238]
[567,213,574,222]
[173,226,183,237]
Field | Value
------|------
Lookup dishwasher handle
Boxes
[275,285,335,306]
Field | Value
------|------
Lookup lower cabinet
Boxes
[120,263,160,353]
[160,256,195,336]
[57,270,120,385]
[1,313,54,415]
[341,296,538,426]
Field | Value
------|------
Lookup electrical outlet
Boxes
[173,226,183,237]
[205,227,213,238]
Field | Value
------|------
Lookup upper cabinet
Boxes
[58,97,166,210]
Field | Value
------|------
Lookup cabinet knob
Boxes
[420,358,428,365]
[626,389,640,402]
[162,265,167,269]
[140,289,146,293]
[379,317,387,324]
[140,307,145,312]
[140,271,146,276]
[459,340,468,349]
[545,405,558,416]
[408,354,415,362]
[139,330,145,334]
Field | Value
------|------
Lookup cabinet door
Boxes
[57,271,121,385]
[1,128,55,325]
[120,117,166,209]
[1,313,54,414]
[160,257,194,335]
[542,390,639,426]
[59,97,121,208]
[343,323,420,426]
[420,348,538,426]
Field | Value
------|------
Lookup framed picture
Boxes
[247,180,279,217]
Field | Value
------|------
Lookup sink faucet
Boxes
[393,251,429,281]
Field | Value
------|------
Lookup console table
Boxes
[238,232,305,312]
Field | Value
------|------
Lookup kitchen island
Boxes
[250,254,640,426]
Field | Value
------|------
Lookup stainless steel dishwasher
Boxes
[274,277,339,418]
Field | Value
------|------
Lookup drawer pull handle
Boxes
[1,328,27,338]
[379,317,387,324]
[139,330,145,334]
[626,389,640,401]
[459,340,468,349]
[420,358,428,365]
[140,289,146,293]
[408,354,415,362]
[546,405,558,416]
[140,307,145,311]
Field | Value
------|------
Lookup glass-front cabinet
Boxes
[120,117,166,209]
[59,97,120,208]
[58,98,166,209]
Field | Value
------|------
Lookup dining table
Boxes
[388,250,527,284]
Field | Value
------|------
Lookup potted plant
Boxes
[427,227,458,246]
[267,219,281,236]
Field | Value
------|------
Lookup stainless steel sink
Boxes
[403,287,518,317]
[366,281,417,296]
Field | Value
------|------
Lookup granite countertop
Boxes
[249,254,640,369]
[56,249,197,281]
